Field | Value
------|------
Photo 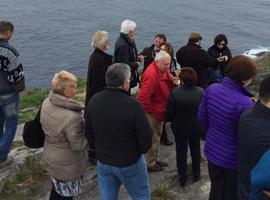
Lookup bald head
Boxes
[155,51,171,73]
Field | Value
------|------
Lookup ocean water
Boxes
[1,0,270,88]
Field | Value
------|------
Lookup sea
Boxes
[1,0,270,88]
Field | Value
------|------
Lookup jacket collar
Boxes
[94,48,112,59]
[48,91,85,110]
[106,87,130,96]
[0,38,8,44]
[211,44,229,52]
[187,42,201,49]
[254,101,270,116]
[120,33,135,47]
[222,77,254,97]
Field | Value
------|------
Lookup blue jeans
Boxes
[97,156,151,200]
[0,92,19,161]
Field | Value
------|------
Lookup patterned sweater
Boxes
[0,39,25,94]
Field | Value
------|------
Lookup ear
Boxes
[63,89,70,97]
[123,79,130,91]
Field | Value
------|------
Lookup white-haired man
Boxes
[114,19,144,88]
[137,51,179,172]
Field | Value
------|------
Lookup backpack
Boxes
[22,107,45,148]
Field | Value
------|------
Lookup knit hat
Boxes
[189,32,202,40]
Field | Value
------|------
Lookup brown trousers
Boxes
[145,113,163,167]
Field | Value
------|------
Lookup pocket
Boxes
[97,161,113,178]
[120,161,139,177]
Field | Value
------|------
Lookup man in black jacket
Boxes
[176,32,215,88]
[0,21,25,167]
[238,76,270,200]
[85,63,152,200]
[114,19,144,88]
[140,34,166,72]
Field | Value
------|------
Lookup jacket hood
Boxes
[48,91,85,110]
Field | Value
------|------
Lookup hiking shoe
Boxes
[147,164,164,172]
[156,160,169,167]
[0,156,14,169]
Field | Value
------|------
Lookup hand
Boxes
[250,97,257,103]
[263,190,270,197]
[174,69,181,77]
[172,76,180,85]
[138,55,144,63]
[217,57,224,62]
[224,55,229,62]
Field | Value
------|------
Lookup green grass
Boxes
[19,89,49,111]
[18,88,49,124]
[18,78,87,124]
[1,155,48,200]
[11,141,25,149]
[77,78,87,94]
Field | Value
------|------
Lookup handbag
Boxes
[22,107,45,148]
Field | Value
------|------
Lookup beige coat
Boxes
[40,91,88,181]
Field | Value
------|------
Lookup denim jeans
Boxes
[97,155,151,200]
[0,92,19,161]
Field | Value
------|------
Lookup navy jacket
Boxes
[238,102,270,200]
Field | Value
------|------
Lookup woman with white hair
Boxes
[114,19,144,89]
[40,71,88,200]
[86,31,113,165]
[86,31,113,106]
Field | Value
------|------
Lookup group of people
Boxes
[1,19,270,200]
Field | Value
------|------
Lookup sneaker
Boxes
[0,156,14,169]
[147,164,164,172]
[156,160,169,167]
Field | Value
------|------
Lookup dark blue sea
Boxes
[1,0,270,88]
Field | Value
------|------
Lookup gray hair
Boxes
[154,50,171,62]
[120,20,136,34]
[106,63,131,88]
[91,31,108,49]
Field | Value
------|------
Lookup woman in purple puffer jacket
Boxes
[198,55,257,200]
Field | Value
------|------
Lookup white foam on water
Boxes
[242,47,270,59]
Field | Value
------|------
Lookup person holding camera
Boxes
[207,34,232,84]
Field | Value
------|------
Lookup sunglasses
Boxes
[217,43,226,46]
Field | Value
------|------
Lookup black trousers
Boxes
[208,160,238,200]
[174,134,201,186]
[49,187,73,200]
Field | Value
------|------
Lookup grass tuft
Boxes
[152,176,177,200]
[1,155,47,199]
